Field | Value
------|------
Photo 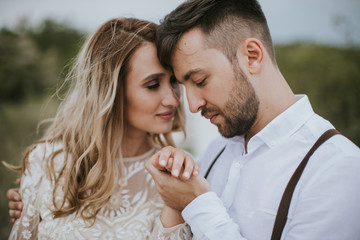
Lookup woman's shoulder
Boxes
[28,141,64,163]
[26,141,68,176]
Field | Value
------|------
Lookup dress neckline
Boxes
[123,148,156,162]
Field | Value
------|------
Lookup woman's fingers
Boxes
[193,162,200,177]
[149,147,199,180]
[172,149,186,177]
[182,154,198,180]
[159,146,174,167]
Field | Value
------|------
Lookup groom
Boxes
[146,0,360,239]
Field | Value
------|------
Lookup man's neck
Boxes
[244,94,297,152]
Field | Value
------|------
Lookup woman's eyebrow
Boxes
[143,73,166,82]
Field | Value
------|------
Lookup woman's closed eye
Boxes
[145,80,160,90]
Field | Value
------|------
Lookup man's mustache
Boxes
[201,107,223,118]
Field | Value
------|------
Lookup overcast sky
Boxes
[0,0,359,46]
[1,0,359,156]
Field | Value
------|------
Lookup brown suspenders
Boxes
[271,129,340,240]
[204,129,340,240]
[204,145,226,179]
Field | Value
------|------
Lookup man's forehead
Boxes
[171,28,214,81]
[174,27,206,56]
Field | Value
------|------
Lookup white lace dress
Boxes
[9,143,192,240]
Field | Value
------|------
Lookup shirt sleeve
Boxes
[9,146,44,240]
[182,192,246,240]
[151,216,192,240]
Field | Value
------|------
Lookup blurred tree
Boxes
[0,19,84,104]
[0,19,85,238]
[276,43,360,145]
[0,28,43,103]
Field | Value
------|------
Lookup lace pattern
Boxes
[9,143,191,239]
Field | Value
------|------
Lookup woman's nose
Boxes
[162,85,180,107]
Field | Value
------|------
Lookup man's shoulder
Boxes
[320,133,360,161]
[299,129,360,183]
[304,113,359,157]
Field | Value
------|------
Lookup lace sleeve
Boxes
[151,217,192,240]
[9,146,44,240]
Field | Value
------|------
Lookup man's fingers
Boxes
[150,151,162,168]
[7,188,21,201]
[145,157,156,174]
[9,210,21,219]
[145,159,174,196]
[10,218,16,225]
[146,158,166,182]
[15,178,21,185]
[9,200,23,211]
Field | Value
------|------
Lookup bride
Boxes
[6,17,196,239]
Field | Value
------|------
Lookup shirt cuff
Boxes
[182,191,239,239]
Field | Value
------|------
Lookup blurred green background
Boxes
[0,19,359,238]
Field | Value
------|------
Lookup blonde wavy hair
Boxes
[10,18,185,222]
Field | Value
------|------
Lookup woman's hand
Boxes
[150,146,199,180]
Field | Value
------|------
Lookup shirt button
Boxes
[234,162,242,168]
[248,212,255,218]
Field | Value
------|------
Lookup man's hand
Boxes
[7,178,23,225]
[146,148,210,211]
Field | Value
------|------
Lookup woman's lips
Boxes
[156,111,175,121]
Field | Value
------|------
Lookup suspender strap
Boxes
[271,129,340,240]
[205,146,226,179]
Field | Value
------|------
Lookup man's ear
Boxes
[242,38,264,74]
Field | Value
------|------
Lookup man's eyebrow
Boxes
[183,69,202,81]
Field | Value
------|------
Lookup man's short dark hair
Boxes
[156,0,276,69]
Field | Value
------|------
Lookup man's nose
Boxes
[186,88,205,113]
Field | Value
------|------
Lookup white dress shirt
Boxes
[182,95,360,240]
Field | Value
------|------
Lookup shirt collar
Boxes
[250,94,315,149]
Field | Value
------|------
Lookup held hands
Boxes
[146,146,211,211]
[150,146,199,180]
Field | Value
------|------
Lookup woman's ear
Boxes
[243,38,264,74]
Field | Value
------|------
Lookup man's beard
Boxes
[202,62,259,138]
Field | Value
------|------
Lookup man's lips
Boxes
[203,113,219,124]
[156,111,175,120]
